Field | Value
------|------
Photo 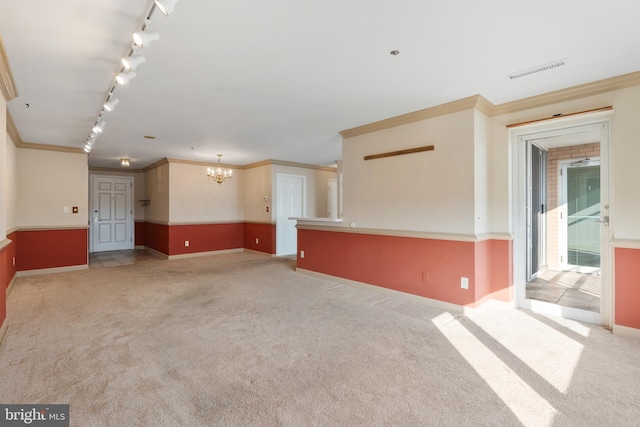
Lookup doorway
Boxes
[513,120,611,326]
[276,173,306,256]
[90,176,134,253]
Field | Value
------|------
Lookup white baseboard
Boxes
[144,247,169,259]
[243,249,277,257]
[134,245,145,250]
[0,322,8,348]
[613,324,640,339]
[167,248,243,260]
[16,264,88,277]
[6,275,17,296]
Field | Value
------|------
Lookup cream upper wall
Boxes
[474,110,490,235]
[168,162,243,223]
[488,85,640,240]
[17,148,88,227]
[144,163,169,223]
[0,94,6,239]
[89,170,146,220]
[244,163,272,223]
[5,132,17,232]
[271,164,337,220]
[342,109,476,234]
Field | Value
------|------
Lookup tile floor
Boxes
[89,249,164,268]
[527,269,600,312]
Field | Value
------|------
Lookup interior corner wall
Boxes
[342,108,476,234]
[474,110,491,235]
[15,148,88,271]
[5,132,17,233]
[1,96,6,332]
[243,163,275,254]
[144,163,170,224]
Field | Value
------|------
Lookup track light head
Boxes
[116,71,136,85]
[154,0,180,16]
[122,55,146,70]
[92,121,106,134]
[132,30,160,48]
[103,98,120,112]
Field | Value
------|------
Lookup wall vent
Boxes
[507,59,566,80]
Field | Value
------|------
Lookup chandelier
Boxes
[207,154,233,184]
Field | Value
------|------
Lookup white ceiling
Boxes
[2,0,639,169]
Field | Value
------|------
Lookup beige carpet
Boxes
[1,252,639,426]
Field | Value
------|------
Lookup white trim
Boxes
[6,275,17,296]
[144,247,169,259]
[243,249,276,257]
[0,322,8,348]
[296,224,513,242]
[613,324,640,339]
[511,115,613,327]
[134,245,145,250]
[611,239,640,249]
[167,248,243,260]
[167,220,246,226]
[16,264,88,277]
[16,225,88,231]
[0,239,11,251]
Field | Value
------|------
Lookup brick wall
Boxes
[546,143,600,268]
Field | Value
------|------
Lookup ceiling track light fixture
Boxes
[121,158,131,167]
[92,120,106,134]
[116,71,137,85]
[122,54,146,70]
[103,98,120,112]
[154,0,180,16]
[133,29,160,49]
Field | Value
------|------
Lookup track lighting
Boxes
[121,158,131,167]
[92,121,106,134]
[132,30,160,48]
[84,146,92,153]
[116,71,136,85]
[154,0,180,16]
[103,98,120,112]
[122,55,146,70]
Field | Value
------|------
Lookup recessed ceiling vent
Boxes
[507,59,566,80]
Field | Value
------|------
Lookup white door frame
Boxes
[511,117,612,326]
[275,173,306,256]
[89,175,134,253]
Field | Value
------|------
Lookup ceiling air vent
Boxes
[507,59,566,80]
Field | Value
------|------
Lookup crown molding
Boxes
[89,166,145,173]
[0,35,18,101]
[340,71,640,138]
[142,158,170,172]
[6,109,22,146]
[340,95,482,138]
[18,141,85,154]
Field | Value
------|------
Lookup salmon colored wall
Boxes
[243,223,276,254]
[614,248,640,329]
[144,222,169,255]
[5,231,17,288]
[297,229,512,307]
[298,229,479,306]
[168,223,244,256]
[16,229,87,271]
[135,221,145,246]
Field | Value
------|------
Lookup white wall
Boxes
[5,133,17,232]
[89,170,146,221]
[244,163,272,223]
[474,110,490,235]
[168,162,243,223]
[17,148,88,227]
[488,85,640,240]
[342,109,476,234]
[144,162,170,223]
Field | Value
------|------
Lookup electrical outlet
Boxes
[13,257,16,266]
[185,240,189,247]
[461,277,469,289]
[63,206,69,213]
[300,250,305,259]
[422,272,430,282]
[255,238,259,244]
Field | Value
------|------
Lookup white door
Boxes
[91,176,133,252]
[327,178,338,218]
[513,120,611,326]
[276,174,305,256]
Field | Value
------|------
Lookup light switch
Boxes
[63,206,70,213]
